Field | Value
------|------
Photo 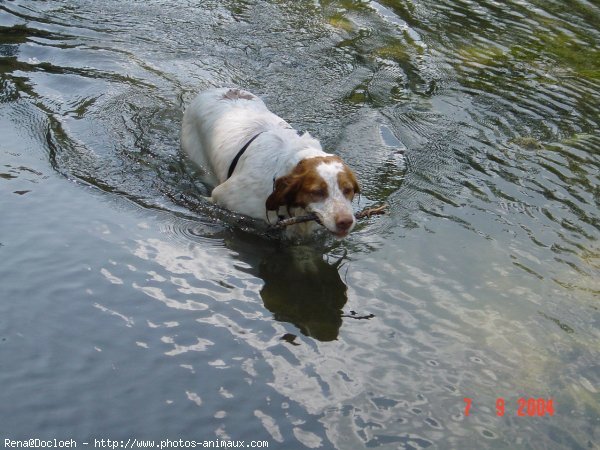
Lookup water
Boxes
[1,0,598,448]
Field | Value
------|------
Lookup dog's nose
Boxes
[336,215,354,231]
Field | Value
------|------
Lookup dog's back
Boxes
[181,88,283,186]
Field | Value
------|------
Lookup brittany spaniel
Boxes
[181,88,360,238]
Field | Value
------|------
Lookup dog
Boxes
[181,88,359,238]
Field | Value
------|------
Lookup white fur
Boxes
[181,88,356,237]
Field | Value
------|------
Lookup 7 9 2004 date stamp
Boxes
[464,397,555,417]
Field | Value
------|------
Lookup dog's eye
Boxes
[311,188,325,199]
[342,186,354,197]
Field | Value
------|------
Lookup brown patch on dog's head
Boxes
[337,166,360,200]
[266,156,359,212]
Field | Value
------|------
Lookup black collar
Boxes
[227,132,264,179]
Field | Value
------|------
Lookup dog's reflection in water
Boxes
[222,228,361,342]
[258,246,348,342]
[254,246,348,341]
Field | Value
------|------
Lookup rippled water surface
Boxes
[1,0,598,448]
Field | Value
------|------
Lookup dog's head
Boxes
[266,156,360,237]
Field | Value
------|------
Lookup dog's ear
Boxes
[340,165,360,198]
[349,170,360,195]
[266,174,300,211]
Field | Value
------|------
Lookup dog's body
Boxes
[181,88,359,237]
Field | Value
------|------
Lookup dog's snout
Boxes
[336,215,354,231]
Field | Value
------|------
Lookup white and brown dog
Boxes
[181,88,359,238]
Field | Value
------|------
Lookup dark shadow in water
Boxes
[224,231,351,342]
[258,246,348,342]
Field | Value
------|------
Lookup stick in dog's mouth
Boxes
[272,204,388,230]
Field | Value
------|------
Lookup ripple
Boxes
[254,410,284,443]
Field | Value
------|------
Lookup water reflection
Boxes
[225,232,353,342]
[258,246,348,342]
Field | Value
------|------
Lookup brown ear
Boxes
[344,167,360,196]
[351,172,360,195]
[266,175,299,211]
